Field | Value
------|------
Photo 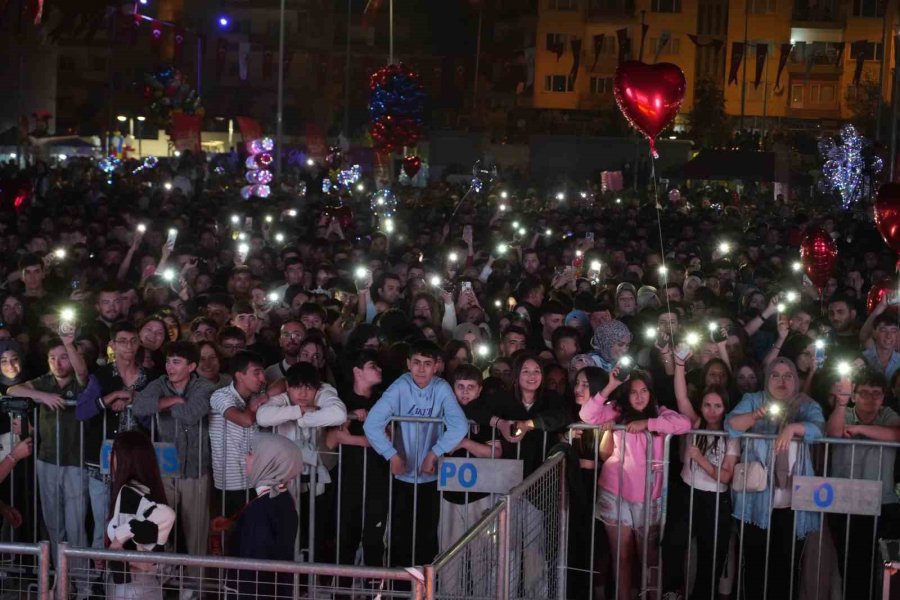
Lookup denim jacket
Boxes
[725,391,825,539]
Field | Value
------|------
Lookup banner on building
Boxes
[592,34,605,71]
[170,114,202,154]
[774,43,792,90]
[754,43,768,89]
[616,28,630,64]
[569,38,582,86]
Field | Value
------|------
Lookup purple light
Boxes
[139,0,148,4]
[218,16,230,28]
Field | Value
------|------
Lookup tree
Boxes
[688,78,730,149]
[845,75,889,140]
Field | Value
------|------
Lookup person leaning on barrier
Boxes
[825,367,900,600]
[132,341,214,599]
[579,367,691,600]
[0,432,32,528]
[363,339,468,568]
[326,349,389,573]
[489,351,573,478]
[725,356,825,600]
[439,364,503,552]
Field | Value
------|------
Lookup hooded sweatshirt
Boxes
[363,373,468,484]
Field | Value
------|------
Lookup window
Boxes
[546,33,569,51]
[548,0,578,9]
[748,0,776,13]
[544,74,574,92]
[651,0,680,12]
[790,84,804,106]
[853,41,883,61]
[590,76,614,94]
[650,37,680,56]
[789,81,838,108]
[853,0,885,17]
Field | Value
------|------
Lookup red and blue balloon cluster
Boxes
[368,63,426,154]
[143,66,204,128]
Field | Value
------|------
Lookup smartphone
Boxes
[461,281,473,293]
[166,229,178,250]
[614,356,634,382]
[585,232,594,243]
[674,343,691,362]
[463,224,473,240]
[814,341,826,369]
[244,217,254,231]
[888,291,900,306]
[708,322,728,343]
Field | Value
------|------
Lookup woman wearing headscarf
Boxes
[229,433,304,600]
[725,357,825,600]
[589,320,632,373]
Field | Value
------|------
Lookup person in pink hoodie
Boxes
[579,367,691,600]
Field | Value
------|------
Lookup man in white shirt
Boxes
[264,320,306,383]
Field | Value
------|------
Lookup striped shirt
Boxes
[209,383,257,491]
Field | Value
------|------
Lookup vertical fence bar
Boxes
[56,543,68,600]
[497,504,509,599]
[557,455,567,600]
[38,541,50,600]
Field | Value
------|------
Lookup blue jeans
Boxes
[36,461,92,598]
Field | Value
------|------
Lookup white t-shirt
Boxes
[680,435,741,493]
[209,384,257,491]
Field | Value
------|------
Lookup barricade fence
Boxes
[6,399,900,600]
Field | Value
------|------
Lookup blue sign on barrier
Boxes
[791,476,881,516]
[437,458,523,494]
[100,439,181,478]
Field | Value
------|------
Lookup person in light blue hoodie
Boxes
[363,339,468,567]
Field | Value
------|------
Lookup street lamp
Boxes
[136,116,146,157]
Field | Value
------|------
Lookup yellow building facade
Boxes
[533,0,896,126]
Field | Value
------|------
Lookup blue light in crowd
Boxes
[218,16,230,28]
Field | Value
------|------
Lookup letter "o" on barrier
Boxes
[459,464,478,488]
[814,483,834,508]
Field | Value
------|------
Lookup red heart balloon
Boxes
[614,61,686,157]
[867,278,899,314]
[875,183,900,255]
[800,228,838,291]
[402,155,421,178]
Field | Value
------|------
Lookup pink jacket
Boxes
[579,394,691,503]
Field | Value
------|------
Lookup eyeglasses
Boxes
[280,332,304,340]
[114,338,139,346]
[855,389,885,400]
[769,372,796,382]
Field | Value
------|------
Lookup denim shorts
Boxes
[595,489,662,528]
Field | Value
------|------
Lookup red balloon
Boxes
[323,205,354,230]
[867,278,899,314]
[875,183,900,254]
[800,228,838,291]
[402,155,421,178]
[613,61,686,157]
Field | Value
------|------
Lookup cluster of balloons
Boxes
[368,63,426,154]
[143,66,204,128]
[241,137,274,199]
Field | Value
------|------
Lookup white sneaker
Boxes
[179,590,199,600]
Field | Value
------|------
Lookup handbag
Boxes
[731,460,767,492]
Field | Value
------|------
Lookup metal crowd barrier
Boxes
[425,452,567,600]
[55,543,426,600]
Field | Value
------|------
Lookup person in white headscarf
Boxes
[229,434,303,600]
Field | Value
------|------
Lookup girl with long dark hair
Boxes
[579,368,691,600]
[106,431,175,600]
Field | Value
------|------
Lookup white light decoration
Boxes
[818,124,882,208]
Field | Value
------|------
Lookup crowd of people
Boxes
[0,151,895,600]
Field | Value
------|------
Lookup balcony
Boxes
[587,0,636,21]
[792,1,844,27]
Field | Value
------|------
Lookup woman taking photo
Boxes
[725,357,824,600]
[579,368,691,600]
[662,349,739,600]
[106,431,176,600]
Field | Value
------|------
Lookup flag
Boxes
[616,28,630,64]
[728,41,745,85]
[362,0,384,30]
[215,38,228,81]
[551,38,564,61]
[852,41,866,86]
[833,41,845,65]
[235,117,262,144]
[238,41,250,81]
[569,38,582,87]
[774,42,792,90]
[173,27,185,66]
[170,114,202,154]
[150,20,163,55]
[652,31,671,63]
[754,43,767,89]
[523,47,535,91]
[592,34,605,71]
[639,23,649,61]
[263,50,273,80]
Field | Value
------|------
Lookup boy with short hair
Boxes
[363,340,468,567]
[439,364,502,552]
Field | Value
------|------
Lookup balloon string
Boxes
[448,186,475,222]
[650,149,675,343]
